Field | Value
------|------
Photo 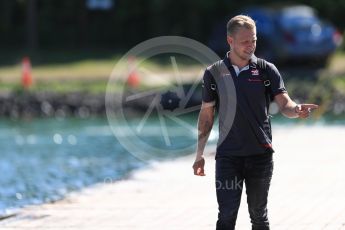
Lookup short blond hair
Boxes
[226,15,256,36]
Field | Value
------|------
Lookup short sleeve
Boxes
[201,69,217,102]
[266,62,287,97]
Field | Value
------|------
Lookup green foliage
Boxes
[285,73,345,118]
[1,0,344,51]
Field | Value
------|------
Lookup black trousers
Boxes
[215,153,273,230]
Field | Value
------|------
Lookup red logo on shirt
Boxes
[248,78,262,82]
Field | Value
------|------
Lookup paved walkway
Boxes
[1,125,345,229]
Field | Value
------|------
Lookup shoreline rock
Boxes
[0,84,203,119]
[0,91,110,119]
[0,80,344,119]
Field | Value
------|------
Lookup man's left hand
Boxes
[295,104,319,118]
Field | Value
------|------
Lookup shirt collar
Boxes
[223,51,258,70]
[232,65,249,76]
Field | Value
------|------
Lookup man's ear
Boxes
[226,36,233,48]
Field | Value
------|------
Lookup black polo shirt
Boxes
[202,52,287,157]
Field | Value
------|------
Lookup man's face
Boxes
[227,27,257,61]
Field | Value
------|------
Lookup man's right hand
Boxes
[192,157,206,176]
[193,102,214,177]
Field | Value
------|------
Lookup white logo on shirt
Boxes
[251,69,259,76]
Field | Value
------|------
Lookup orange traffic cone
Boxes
[22,56,33,89]
[127,70,140,88]
[126,56,140,88]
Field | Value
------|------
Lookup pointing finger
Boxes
[301,104,319,110]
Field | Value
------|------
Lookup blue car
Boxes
[209,5,343,65]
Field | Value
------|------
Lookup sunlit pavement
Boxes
[1,125,345,230]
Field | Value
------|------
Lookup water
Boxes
[0,114,343,215]
[0,115,202,215]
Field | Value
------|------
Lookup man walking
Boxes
[192,15,318,229]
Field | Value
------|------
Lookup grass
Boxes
[0,58,116,93]
[0,50,205,93]
[1,49,345,94]
[0,59,116,81]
